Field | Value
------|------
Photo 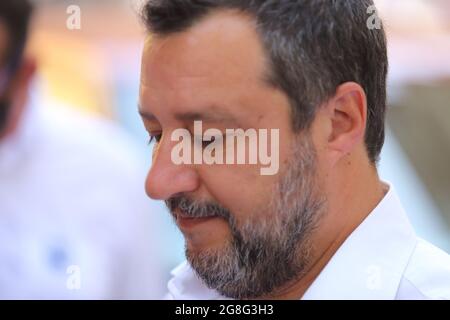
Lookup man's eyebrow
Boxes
[174,111,239,124]
[138,107,158,121]
[139,105,240,125]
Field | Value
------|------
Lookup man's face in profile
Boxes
[139,11,327,299]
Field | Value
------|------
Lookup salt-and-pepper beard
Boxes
[166,133,327,299]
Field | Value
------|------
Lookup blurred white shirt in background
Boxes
[0,89,167,299]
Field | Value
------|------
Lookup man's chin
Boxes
[185,233,230,257]
[179,217,230,250]
[186,247,266,300]
[185,243,241,296]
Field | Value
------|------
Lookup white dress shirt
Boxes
[165,182,450,300]
[0,96,167,299]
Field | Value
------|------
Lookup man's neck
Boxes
[258,158,387,300]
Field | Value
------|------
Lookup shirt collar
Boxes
[167,182,417,300]
[167,261,226,300]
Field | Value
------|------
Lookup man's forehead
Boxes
[140,9,269,87]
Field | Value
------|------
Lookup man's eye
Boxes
[194,135,216,148]
[148,133,162,145]
[203,136,216,147]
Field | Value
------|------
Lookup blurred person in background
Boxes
[0,0,165,299]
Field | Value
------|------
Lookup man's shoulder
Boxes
[401,238,450,299]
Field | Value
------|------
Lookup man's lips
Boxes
[174,209,218,229]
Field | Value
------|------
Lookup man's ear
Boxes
[325,82,367,166]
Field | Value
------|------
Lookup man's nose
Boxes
[145,137,199,200]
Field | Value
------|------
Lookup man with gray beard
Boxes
[166,134,322,299]
[138,0,450,299]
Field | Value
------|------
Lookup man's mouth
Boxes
[174,209,218,230]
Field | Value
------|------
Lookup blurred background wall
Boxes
[375,0,450,252]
